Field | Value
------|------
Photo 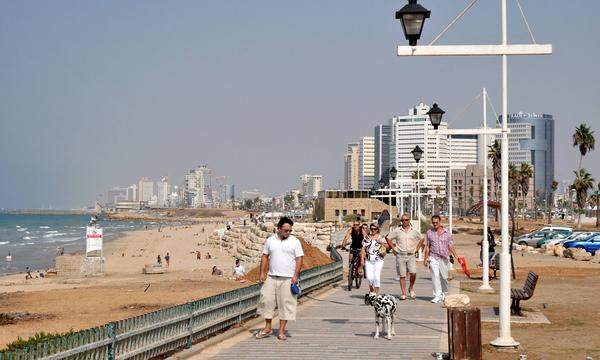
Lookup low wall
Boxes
[206,222,334,264]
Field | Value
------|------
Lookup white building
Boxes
[359,136,375,190]
[107,187,128,206]
[300,174,323,199]
[344,143,360,190]
[126,184,138,202]
[388,103,479,195]
[156,177,171,208]
[184,165,214,207]
[138,177,155,203]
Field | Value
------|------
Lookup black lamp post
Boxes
[395,0,431,46]
[411,145,424,163]
[427,103,445,130]
[378,179,386,189]
[389,166,398,180]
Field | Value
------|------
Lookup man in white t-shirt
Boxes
[232,259,246,278]
[256,217,304,341]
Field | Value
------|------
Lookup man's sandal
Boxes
[255,329,272,339]
[277,334,287,341]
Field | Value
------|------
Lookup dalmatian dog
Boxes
[364,292,398,340]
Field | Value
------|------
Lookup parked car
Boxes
[536,232,569,248]
[563,233,600,255]
[539,226,573,233]
[552,232,596,247]
[517,230,558,247]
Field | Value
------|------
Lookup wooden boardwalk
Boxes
[199,253,453,360]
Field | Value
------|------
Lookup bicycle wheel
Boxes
[354,268,362,289]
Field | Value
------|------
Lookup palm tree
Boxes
[518,163,533,218]
[593,182,600,228]
[573,124,595,170]
[488,140,502,221]
[488,140,502,199]
[411,169,424,180]
[547,180,558,224]
[571,169,595,228]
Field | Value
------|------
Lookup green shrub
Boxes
[3,329,75,352]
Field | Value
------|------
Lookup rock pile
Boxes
[206,222,335,264]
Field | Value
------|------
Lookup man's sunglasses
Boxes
[370,227,378,230]
[401,219,410,222]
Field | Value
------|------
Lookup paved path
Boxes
[202,253,454,359]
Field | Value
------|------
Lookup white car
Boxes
[539,226,573,233]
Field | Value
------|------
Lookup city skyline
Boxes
[1,1,598,209]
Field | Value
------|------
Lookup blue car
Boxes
[563,233,600,255]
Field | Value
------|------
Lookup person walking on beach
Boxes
[362,222,387,294]
[385,214,424,300]
[256,217,304,341]
[164,252,171,267]
[424,215,460,304]
[157,255,162,265]
[5,253,11,263]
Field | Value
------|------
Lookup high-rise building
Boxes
[156,177,170,208]
[447,164,496,215]
[300,174,323,199]
[344,143,360,190]
[359,137,375,190]
[497,112,555,197]
[138,177,155,202]
[389,103,479,195]
[126,184,138,201]
[374,124,392,185]
[183,165,214,207]
[107,187,128,206]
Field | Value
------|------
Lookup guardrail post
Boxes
[107,322,117,360]
[186,303,193,349]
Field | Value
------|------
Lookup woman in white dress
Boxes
[361,222,389,294]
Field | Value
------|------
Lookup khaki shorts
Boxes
[395,253,417,277]
[257,276,298,321]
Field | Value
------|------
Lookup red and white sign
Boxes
[86,226,103,254]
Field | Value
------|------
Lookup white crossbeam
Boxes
[397,44,552,57]
[435,128,506,136]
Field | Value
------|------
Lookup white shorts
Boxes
[365,260,384,288]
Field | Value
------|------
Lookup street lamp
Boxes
[411,145,424,231]
[411,145,424,163]
[395,0,431,47]
[427,103,445,130]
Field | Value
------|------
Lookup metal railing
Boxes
[1,249,342,360]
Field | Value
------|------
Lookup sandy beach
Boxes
[0,222,246,348]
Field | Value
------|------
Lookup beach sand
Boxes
[0,222,246,347]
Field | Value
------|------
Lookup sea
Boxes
[0,213,176,275]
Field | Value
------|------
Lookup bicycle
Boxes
[347,248,363,291]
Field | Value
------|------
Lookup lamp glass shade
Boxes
[427,103,445,129]
[395,0,431,46]
[411,145,424,162]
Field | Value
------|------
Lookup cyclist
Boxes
[340,221,366,289]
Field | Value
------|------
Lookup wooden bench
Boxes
[510,271,539,316]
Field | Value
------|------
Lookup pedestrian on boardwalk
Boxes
[385,214,424,300]
[256,217,304,341]
[165,252,171,267]
[424,215,459,303]
[157,255,162,265]
[362,222,388,294]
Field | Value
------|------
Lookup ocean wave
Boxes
[46,230,59,234]
[39,226,51,229]
[43,232,67,238]
[17,228,27,232]
[50,237,81,243]
[23,236,37,240]
[0,241,8,245]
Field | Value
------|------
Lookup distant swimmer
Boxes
[5,253,12,263]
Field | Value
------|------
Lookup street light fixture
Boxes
[378,178,386,189]
[427,103,445,130]
[411,145,424,163]
[395,0,431,46]
[389,166,398,180]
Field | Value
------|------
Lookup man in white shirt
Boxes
[232,259,246,278]
[256,217,304,341]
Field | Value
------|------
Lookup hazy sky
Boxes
[1,1,599,209]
